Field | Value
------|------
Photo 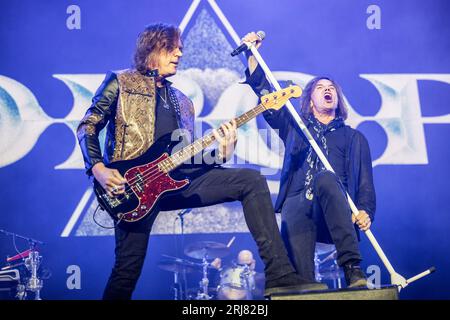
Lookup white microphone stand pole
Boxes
[245,43,434,291]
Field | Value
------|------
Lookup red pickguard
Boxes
[120,153,189,222]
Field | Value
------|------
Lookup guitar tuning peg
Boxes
[286,80,294,87]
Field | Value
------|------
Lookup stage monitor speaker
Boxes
[269,285,399,300]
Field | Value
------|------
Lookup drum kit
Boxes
[157,240,262,300]
[158,241,344,299]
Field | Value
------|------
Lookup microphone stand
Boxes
[177,209,192,299]
[242,44,435,291]
[0,229,44,246]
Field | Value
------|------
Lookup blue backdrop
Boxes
[0,0,449,299]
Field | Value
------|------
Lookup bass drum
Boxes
[216,265,255,300]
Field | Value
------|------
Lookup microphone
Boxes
[231,31,265,56]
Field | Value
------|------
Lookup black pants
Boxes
[281,171,361,282]
[103,166,295,300]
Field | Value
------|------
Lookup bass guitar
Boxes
[94,85,302,223]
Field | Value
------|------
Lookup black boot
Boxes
[344,264,367,288]
[264,272,328,296]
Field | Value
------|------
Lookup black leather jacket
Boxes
[244,66,376,220]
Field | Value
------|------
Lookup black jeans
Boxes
[281,171,361,282]
[103,166,295,300]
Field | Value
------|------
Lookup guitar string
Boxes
[104,96,292,206]
[119,101,269,189]
[108,102,268,204]
[116,88,296,191]
[111,131,219,202]
[116,108,253,195]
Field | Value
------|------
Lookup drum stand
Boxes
[325,258,342,289]
[172,271,181,300]
[175,209,192,300]
[314,252,321,283]
[241,264,253,300]
[24,241,43,300]
[332,260,342,289]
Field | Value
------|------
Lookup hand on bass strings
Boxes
[92,162,127,197]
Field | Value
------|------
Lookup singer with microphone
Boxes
[241,32,376,288]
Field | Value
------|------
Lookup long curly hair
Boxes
[299,77,348,120]
[133,23,181,74]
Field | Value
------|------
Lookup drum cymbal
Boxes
[184,241,230,260]
[157,256,201,273]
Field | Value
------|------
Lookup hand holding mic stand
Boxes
[231,31,265,56]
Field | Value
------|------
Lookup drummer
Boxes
[211,250,256,271]
[236,250,256,271]
[211,250,264,300]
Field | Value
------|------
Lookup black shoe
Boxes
[264,273,328,296]
[344,264,368,288]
